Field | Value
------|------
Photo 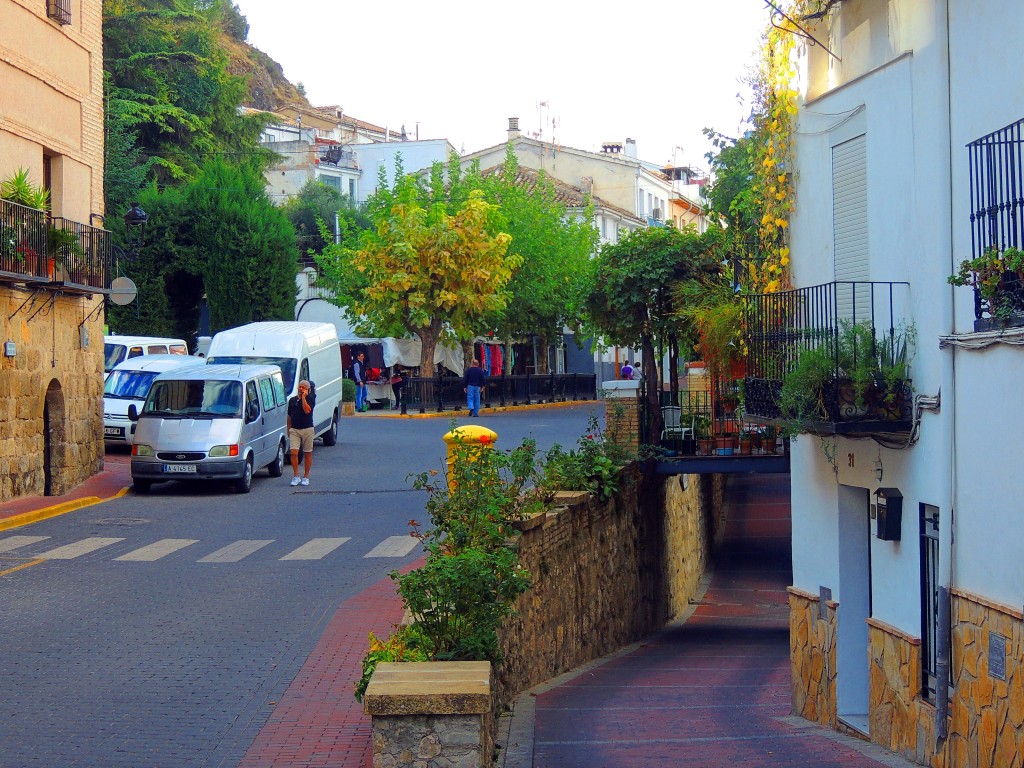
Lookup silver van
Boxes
[128,364,288,494]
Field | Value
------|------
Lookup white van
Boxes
[205,321,343,446]
[104,335,189,373]
[103,354,205,445]
[128,364,289,494]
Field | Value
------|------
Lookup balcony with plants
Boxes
[1,170,112,294]
[951,117,1024,332]
[743,281,915,437]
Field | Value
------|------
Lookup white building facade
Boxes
[762,1,1024,765]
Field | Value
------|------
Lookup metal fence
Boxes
[0,200,112,290]
[392,373,597,413]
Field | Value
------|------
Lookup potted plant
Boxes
[738,430,753,455]
[949,246,1024,320]
[694,415,713,456]
[720,389,739,414]
[762,425,779,454]
[46,226,83,281]
[341,378,357,416]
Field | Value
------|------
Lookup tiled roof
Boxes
[480,166,644,224]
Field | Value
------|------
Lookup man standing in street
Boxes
[463,358,486,417]
[287,379,316,486]
[352,351,368,412]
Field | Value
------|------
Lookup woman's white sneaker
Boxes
[290,476,301,486]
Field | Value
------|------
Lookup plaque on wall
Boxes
[989,633,1007,681]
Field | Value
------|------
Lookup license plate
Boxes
[104,427,124,437]
[164,464,197,474]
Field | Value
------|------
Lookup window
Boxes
[259,377,277,411]
[920,503,941,701]
[348,179,356,199]
[245,380,260,422]
[319,175,341,190]
[46,0,71,25]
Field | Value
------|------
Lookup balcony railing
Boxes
[743,281,913,435]
[0,199,111,292]
[966,117,1024,329]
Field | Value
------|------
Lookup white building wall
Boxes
[352,139,456,204]
[946,0,1024,608]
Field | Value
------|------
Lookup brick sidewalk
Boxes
[237,563,417,768]
[523,474,917,768]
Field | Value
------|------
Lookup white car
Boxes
[103,354,204,445]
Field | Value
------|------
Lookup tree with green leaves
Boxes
[585,226,724,437]
[107,160,297,343]
[102,0,271,201]
[282,180,370,259]
[482,146,599,373]
[317,168,517,372]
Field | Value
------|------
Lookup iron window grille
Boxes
[46,0,72,25]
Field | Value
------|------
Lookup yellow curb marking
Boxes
[0,558,45,577]
[0,486,130,534]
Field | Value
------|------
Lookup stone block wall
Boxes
[789,587,838,727]
[495,465,718,712]
[0,291,104,501]
[792,587,1024,768]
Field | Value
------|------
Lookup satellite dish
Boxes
[109,276,138,306]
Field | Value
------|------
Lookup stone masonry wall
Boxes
[789,587,838,728]
[0,289,105,501]
[604,395,639,453]
[495,465,718,712]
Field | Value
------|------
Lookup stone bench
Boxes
[363,661,493,767]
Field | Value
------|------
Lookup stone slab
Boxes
[364,661,492,716]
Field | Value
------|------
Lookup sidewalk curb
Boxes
[352,400,596,419]
[0,487,130,533]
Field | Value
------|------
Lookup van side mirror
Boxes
[128,404,139,422]
[246,401,260,422]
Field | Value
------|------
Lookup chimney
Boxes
[601,141,622,154]
[508,117,521,140]
[581,176,594,195]
[624,138,637,158]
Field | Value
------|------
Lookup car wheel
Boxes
[322,411,338,446]
[234,458,253,494]
[133,479,152,495]
[267,440,285,477]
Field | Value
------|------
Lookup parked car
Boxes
[104,335,188,373]
[205,321,343,446]
[103,354,204,445]
[128,364,288,494]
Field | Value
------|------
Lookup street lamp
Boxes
[123,202,148,237]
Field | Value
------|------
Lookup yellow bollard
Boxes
[442,425,498,491]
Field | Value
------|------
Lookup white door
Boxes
[836,484,871,733]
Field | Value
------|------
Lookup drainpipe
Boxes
[934,0,954,745]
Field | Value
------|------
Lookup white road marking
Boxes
[38,538,125,560]
[198,540,274,563]
[363,536,419,558]
[115,539,200,562]
[0,536,50,553]
[279,537,350,561]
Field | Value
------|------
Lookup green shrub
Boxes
[341,377,356,402]
[541,415,628,500]
[354,625,431,703]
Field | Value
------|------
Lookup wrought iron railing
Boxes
[967,117,1024,325]
[743,281,912,433]
[0,198,49,280]
[47,0,71,24]
[50,217,113,290]
[386,373,597,413]
[0,200,111,291]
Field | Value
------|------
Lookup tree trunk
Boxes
[416,319,443,376]
[535,334,549,374]
[642,333,661,442]
[504,340,514,375]
[461,339,475,371]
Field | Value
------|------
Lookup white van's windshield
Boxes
[104,370,161,400]
[144,380,243,418]
[206,356,296,393]
[104,344,127,371]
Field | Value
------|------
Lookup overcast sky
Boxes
[234,0,769,171]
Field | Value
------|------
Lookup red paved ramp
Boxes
[528,474,914,768]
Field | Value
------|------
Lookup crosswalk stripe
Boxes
[279,537,350,561]
[198,540,274,563]
[363,535,419,558]
[39,537,125,560]
[115,539,200,562]
[0,536,50,553]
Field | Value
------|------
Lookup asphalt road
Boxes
[0,403,602,768]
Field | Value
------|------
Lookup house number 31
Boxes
[847,453,855,468]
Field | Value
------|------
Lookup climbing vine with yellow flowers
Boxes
[748,0,833,293]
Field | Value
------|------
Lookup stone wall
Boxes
[495,465,718,711]
[789,587,838,728]
[0,290,104,501]
[792,587,1024,768]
